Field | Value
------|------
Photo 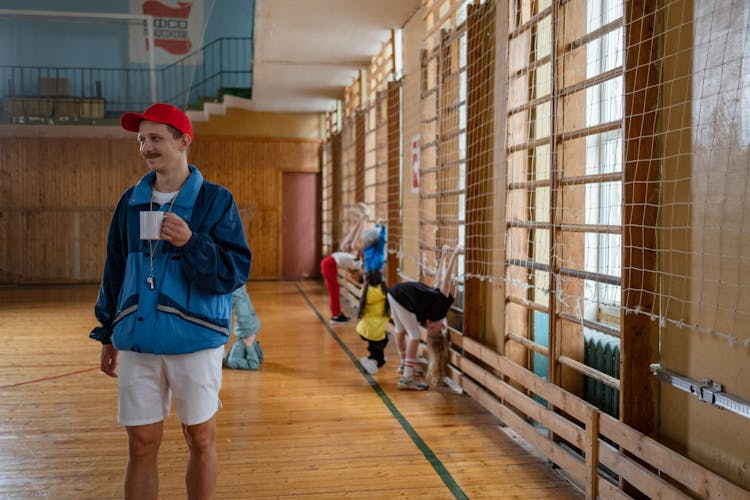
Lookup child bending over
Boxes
[387,245,463,390]
[356,269,390,374]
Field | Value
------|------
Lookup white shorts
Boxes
[117,345,224,427]
[387,294,422,340]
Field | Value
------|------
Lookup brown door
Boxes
[282,172,321,280]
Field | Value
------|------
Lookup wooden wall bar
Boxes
[337,265,749,498]
[621,0,659,437]
[386,80,402,287]
[464,1,496,342]
[0,133,321,284]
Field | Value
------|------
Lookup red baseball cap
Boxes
[121,103,194,141]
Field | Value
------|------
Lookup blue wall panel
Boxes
[0,1,253,110]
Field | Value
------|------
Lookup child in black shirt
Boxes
[387,245,463,390]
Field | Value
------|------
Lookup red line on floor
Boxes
[0,366,100,389]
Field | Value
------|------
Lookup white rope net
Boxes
[327,0,750,353]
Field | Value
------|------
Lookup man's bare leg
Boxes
[125,421,164,500]
[182,416,218,500]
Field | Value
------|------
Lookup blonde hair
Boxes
[426,332,450,386]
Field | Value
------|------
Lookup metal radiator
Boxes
[583,331,621,417]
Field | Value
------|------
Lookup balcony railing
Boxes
[0,37,252,123]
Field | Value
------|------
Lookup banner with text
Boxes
[129,0,204,65]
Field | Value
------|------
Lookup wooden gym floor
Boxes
[0,281,582,499]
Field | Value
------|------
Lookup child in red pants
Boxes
[320,251,361,323]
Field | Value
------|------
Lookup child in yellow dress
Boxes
[356,269,390,374]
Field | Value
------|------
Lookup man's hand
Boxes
[161,212,193,247]
[100,343,119,378]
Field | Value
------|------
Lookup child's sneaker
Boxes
[397,364,424,376]
[397,377,429,391]
[360,357,378,374]
[329,313,351,324]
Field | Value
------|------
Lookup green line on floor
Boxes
[296,283,469,500]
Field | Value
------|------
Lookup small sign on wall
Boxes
[410,134,421,193]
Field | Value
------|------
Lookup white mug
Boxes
[140,211,166,240]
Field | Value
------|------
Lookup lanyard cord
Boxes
[148,193,177,281]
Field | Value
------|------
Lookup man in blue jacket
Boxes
[90,103,251,499]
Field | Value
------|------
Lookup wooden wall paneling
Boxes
[559,316,584,396]
[386,81,402,287]
[3,139,18,210]
[355,111,366,204]
[548,2,562,389]
[559,90,587,134]
[0,214,9,283]
[559,136,587,179]
[238,207,279,280]
[101,140,146,206]
[0,133,320,283]
[437,28,457,250]
[0,136,140,284]
[364,100,376,210]
[489,0,510,354]
[188,136,321,280]
[557,184,585,401]
[78,209,110,282]
[506,0,542,375]
[560,44,588,94]
[24,210,71,281]
[419,47,435,279]
[622,0,659,437]
[375,91,388,220]
[560,0,588,46]
[276,162,284,280]
[319,143,329,258]
[507,30,530,76]
[557,232,586,318]
[237,165,281,280]
[465,1,496,342]
[560,0,589,96]
[507,111,530,154]
[0,212,26,283]
[0,139,12,209]
[331,133,343,248]
[505,208,530,366]
[340,117,357,217]
[506,300,530,367]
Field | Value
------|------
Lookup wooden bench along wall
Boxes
[337,267,747,498]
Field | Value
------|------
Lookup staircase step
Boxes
[220,87,252,99]
[186,90,253,122]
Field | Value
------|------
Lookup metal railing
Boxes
[0,37,252,119]
[161,37,253,107]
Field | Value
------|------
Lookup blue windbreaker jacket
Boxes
[90,165,252,355]
[363,224,386,272]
